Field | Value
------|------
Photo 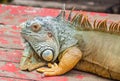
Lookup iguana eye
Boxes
[41,49,54,62]
[31,23,41,32]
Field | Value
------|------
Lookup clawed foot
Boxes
[37,63,62,76]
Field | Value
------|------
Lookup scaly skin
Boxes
[74,31,120,80]
[20,42,46,71]
[19,8,120,80]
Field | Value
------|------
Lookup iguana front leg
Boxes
[20,43,46,71]
[37,46,82,76]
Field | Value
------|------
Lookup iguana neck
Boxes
[50,18,78,52]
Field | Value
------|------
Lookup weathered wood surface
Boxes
[0,4,120,81]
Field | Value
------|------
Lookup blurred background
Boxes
[0,0,120,14]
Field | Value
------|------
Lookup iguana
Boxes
[19,7,120,80]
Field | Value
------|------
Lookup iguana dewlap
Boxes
[19,8,120,80]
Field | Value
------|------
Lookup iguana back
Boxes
[73,14,120,80]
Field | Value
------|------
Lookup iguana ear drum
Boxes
[41,49,54,62]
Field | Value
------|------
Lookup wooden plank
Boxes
[0,25,23,49]
[0,4,120,25]
[0,61,112,81]
[0,4,60,25]
[0,43,113,81]
[0,77,29,81]
[0,48,22,63]
[0,62,76,81]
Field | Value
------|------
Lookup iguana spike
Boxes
[116,22,120,32]
[83,15,92,29]
[71,13,81,26]
[71,13,120,35]
[98,20,107,31]
[118,22,120,32]
[116,23,119,32]
[68,7,75,21]
[72,13,92,30]
[81,15,86,28]
[104,20,108,30]
[86,17,92,28]
[113,23,118,32]
[96,20,101,29]
[108,22,120,32]
[56,4,66,19]
[71,13,79,23]
[109,22,114,31]
[78,14,83,25]
[109,22,117,32]
[78,14,84,26]
[112,23,116,32]
[93,19,97,29]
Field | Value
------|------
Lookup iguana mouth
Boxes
[21,30,31,35]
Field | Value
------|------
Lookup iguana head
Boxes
[20,10,78,63]
[20,16,59,62]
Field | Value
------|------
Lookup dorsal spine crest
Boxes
[71,13,120,34]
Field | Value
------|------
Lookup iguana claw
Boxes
[37,63,62,76]
[37,47,82,76]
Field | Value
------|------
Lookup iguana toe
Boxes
[37,63,62,76]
